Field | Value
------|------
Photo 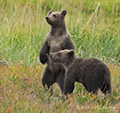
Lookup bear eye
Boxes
[53,14,56,17]
[57,53,61,56]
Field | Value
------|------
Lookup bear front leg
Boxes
[63,77,75,95]
[56,67,65,93]
[40,40,50,64]
[42,66,55,90]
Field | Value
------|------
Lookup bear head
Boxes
[50,49,75,67]
[46,10,67,27]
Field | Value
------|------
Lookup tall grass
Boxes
[0,0,120,65]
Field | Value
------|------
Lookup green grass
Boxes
[0,0,120,64]
[0,0,120,112]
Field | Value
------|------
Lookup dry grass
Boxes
[0,64,120,113]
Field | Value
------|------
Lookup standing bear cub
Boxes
[40,10,74,92]
[50,49,111,95]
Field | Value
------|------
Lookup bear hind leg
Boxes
[84,79,99,94]
[101,83,111,95]
[42,66,55,91]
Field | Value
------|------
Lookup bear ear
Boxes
[68,50,74,57]
[61,10,67,16]
[48,10,52,15]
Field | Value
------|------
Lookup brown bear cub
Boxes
[50,49,111,95]
[40,10,74,92]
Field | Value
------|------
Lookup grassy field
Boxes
[0,0,120,112]
[0,64,120,112]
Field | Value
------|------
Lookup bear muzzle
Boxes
[46,17,51,24]
[49,53,55,61]
[46,17,49,20]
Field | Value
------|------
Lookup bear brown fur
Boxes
[40,10,74,92]
[50,49,112,95]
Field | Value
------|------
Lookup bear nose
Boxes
[46,17,49,20]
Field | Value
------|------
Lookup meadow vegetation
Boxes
[0,0,120,112]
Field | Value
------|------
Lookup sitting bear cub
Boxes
[40,10,74,92]
[50,49,111,95]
